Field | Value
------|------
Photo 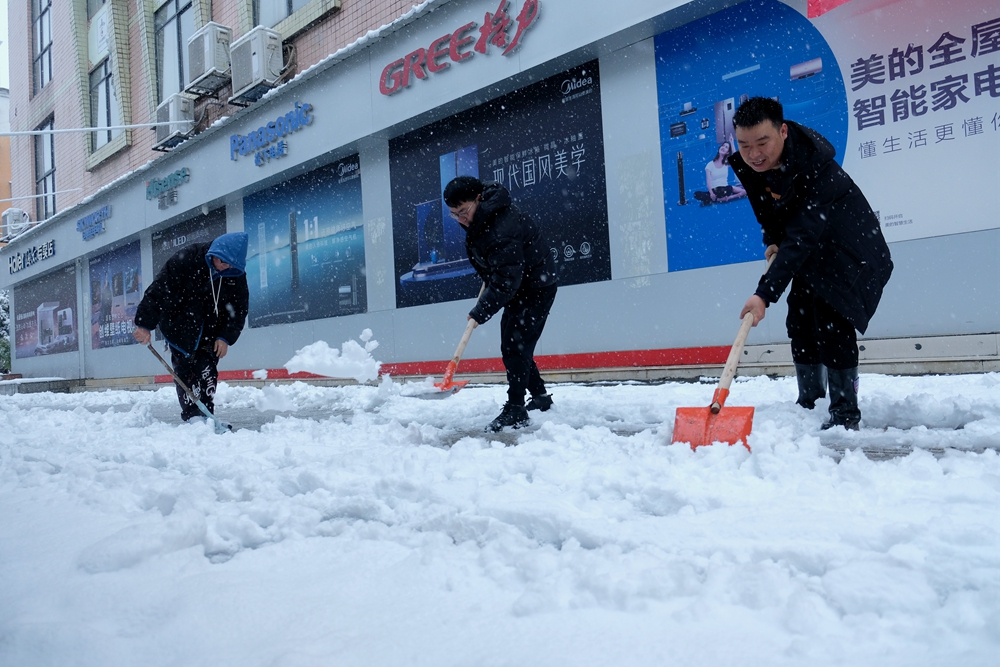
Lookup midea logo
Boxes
[338,162,359,178]
[560,76,593,95]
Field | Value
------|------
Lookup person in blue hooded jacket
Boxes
[133,232,250,421]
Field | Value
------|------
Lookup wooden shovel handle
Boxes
[710,254,776,413]
[439,282,487,386]
[450,318,477,366]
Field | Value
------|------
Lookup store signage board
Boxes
[77,205,112,241]
[379,0,540,96]
[9,239,56,275]
[229,101,314,166]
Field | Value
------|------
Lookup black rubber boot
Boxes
[487,402,530,432]
[526,393,553,412]
[794,363,827,410]
[822,367,861,431]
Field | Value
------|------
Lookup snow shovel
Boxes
[672,255,775,450]
[416,283,486,399]
[147,344,230,434]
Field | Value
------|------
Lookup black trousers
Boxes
[170,346,220,420]
[785,279,859,370]
[500,285,557,405]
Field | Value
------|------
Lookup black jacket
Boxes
[730,121,893,334]
[135,242,249,356]
[464,183,557,324]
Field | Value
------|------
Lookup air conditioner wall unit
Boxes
[186,21,232,97]
[153,94,195,151]
[229,26,282,106]
[1,208,30,239]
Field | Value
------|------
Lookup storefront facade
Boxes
[3,0,999,381]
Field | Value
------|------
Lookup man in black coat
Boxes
[730,97,893,430]
[443,176,558,432]
[133,232,250,422]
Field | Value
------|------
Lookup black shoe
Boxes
[486,402,530,432]
[526,393,553,412]
[794,363,827,410]
[822,367,861,430]
[821,418,860,431]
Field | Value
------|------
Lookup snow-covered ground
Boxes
[2,369,999,666]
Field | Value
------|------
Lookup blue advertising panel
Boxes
[244,154,366,328]
[655,0,848,272]
[89,240,142,349]
[390,60,611,309]
[13,265,79,359]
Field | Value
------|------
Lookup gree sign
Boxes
[379,0,540,96]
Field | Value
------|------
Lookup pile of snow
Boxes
[283,329,381,383]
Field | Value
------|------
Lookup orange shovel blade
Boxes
[672,406,755,450]
[432,378,469,392]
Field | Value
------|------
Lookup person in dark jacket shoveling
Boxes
[133,232,250,422]
[443,176,558,433]
[730,97,893,430]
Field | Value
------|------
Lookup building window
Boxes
[90,60,121,152]
[255,0,310,27]
[32,0,54,93]
[87,0,107,19]
[154,0,194,104]
[34,119,57,221]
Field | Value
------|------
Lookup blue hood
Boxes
[205,232,249,277]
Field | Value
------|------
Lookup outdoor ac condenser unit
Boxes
[229,26,282,106]
[153,93,195,151]
[1,208,30,239]
[186,21,232,97]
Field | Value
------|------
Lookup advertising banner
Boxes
[656,0,1000,272]
[244,154,366,328]
[813,0,1000,243]
[655,0,848,272]
[13,265,79,359]
[89,240,142,350]
[151,208,229,276]
[389,60,611,309]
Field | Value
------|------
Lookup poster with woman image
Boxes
[89,240,142,349]
[655,0,848,272]
[13,265,79,359]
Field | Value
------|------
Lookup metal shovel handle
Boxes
[147,343,228,433]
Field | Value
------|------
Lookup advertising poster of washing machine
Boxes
[389,60,611,309]
[655,0,849,272]
[88,240,142,350]
[243,154,366,328]
[12,265,79,359]
[810,0,1000,243]
[151,208,229,276]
